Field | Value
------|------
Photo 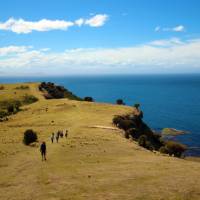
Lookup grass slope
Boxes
[0,83,200,200]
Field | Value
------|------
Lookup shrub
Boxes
[112,115,125,126]
[13,100,22,111]
[145,141,154,151]
[39,82,82,100]
[126,128,141,140]
[159,146,169,154]
[15,85,29,90]
[23,129,38,145]
[134,103,140,110]
[0,85,4,90]
[84,97,94,102]
[0,110,8,118]
[7,104,14,113]
[124,131,130,139]
[138,135,147,147]
[118,119,136,131]
[164,141,187,157]
[23,95,38,104]
[116,99,125,105]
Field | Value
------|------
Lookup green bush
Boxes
[22,95,38,104]
[0,110,8,118]
[164,141,187,157]
[84,97,94,102]
[116,99,125,105]
[15,85,29,90]
[0,85,4,90]
[134,103,140,110]
[124,131,130,139]
[126,128,141,140]
[23,129,38,145]
[7,104,14,113]
[13,100,22,111]
[159,146,169,154]
[138,135,147,147]
[145,141,154,151]
[112,115,125,125]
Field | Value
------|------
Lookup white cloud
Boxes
[149,38,183,47]
[0,14,109,34]
[85,14,108,27]
[155,25,185,32]
[1,37,200,75]
[172,25,185,32]
[0,45,31,56]
[75,18,84,27]
[0,18,74,34]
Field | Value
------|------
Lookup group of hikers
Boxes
[40,130,68,161]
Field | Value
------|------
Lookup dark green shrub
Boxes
[112,115,125,126]
[134,103,140,110]
[15,85,29,90]
[23,95,38,104]
[138,135,147,147]
[126,128,141,140]
[116,99,125,105]
[124,131,130,139]
[39,82,82,100]
[23,129,38,145]
[13,100,22,111]
[145,141,154,151]
[84,97,94,102]
[164,141,187,157]
[118,119,136,131]
[159,146,169,154]
[7,104,14,113]
[0,85,4,90]
[0,110,8,118]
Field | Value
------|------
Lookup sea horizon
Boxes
[1,73,200,156]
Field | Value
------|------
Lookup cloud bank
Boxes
[0,14,109,34]
[0,37,200,75]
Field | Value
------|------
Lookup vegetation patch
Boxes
[0,85,4,90]
[0,95,38,121]
[113,108,187,157]
[22,94,38,104]
[39,82,82,100]
[84,97,94,102]
[15,85,29,90]
[23,129,38,145]
[116,99,125,105]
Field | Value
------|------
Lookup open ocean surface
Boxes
[1,74,200,156]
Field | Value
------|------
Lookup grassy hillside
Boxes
[0,83,200,200]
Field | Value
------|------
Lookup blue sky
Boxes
[0,0,200,76]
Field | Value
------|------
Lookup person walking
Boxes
[40,141,47,161]
[56,132,60,143]
[65,130,68,138]
[51,133,54,143]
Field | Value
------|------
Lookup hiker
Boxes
[65,130,68,138]
[51,133,54,143]
[56,131,60,143]
[40,141,47,161]
[60,131,64,138]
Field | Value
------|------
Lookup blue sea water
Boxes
[1,74,200,156]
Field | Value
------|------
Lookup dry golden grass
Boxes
[0,83,200,200]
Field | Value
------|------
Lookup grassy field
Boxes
[0,83,200,200]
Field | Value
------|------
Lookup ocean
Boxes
[1,74,200,156]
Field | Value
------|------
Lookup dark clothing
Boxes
[40,143,46,153]
[40,143,46,161]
